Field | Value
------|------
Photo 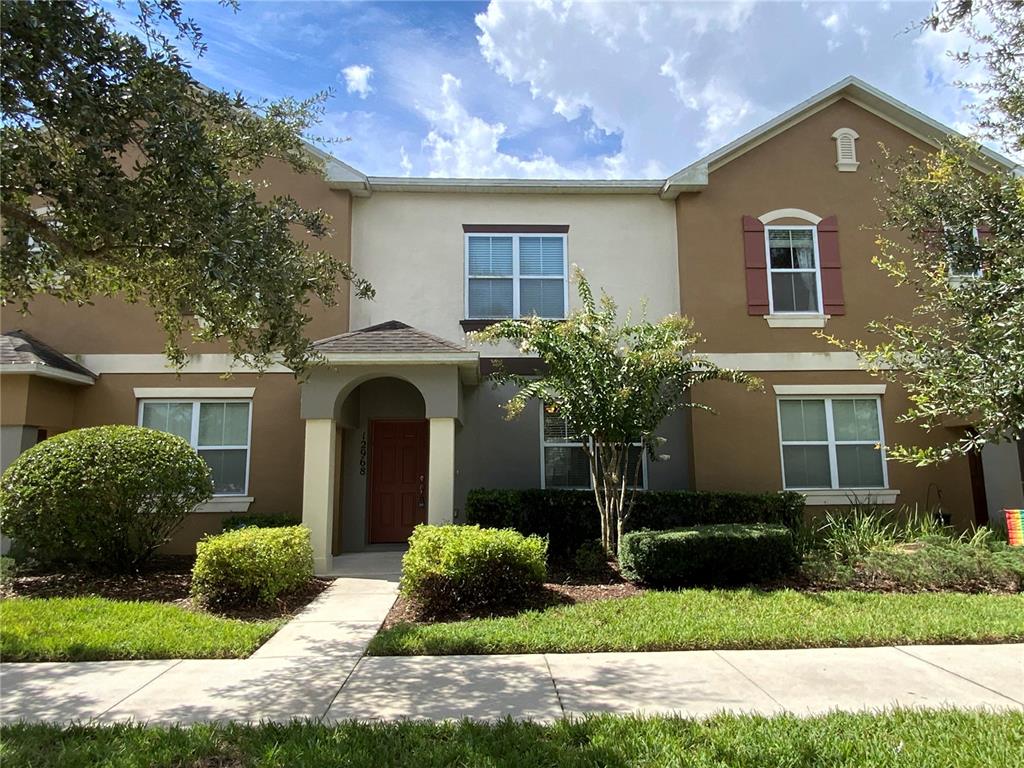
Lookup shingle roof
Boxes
[0,330,96,380]
[312,321,468,355]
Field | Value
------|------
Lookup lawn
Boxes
[2,711,1021,768]
[369,588,1024,656]
[0,597,283,662]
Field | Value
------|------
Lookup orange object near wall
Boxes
[1006,509,1024,547]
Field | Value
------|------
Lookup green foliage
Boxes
[400,524,547,618]
[572,540,611,579]
[0,0,372,374]
[369,588,1024,656]
[472,269,756,553]
[0,596,280,662]
[221,513,301,531]
[4,711,1023,768]
[0,426,211,571]
[191,526,313,608]
[0,556,16,582]
[619,524,798,587]
[465,488,805,560]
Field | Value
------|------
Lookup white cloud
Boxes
[399,146,413,176]
[342,64,374,98]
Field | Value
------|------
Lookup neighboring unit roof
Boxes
[660,75,1022,198]
[0,330,96,384]
[312,321,471,356]
[362,177,665,195]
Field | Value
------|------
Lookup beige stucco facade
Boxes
[350,191,681,347]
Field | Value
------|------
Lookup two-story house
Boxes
[2,76,1021,572]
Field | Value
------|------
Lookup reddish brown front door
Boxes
[368,419,429,543]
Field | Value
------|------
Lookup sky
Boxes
[109,0,997,179]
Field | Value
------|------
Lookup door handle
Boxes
[417,474,425,507]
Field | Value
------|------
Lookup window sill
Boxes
[765,314,830,328]
[796,489,900,506]
[195,496,254,514]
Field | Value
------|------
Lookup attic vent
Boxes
[831,128,860,172]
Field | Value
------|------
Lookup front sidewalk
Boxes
[2,550,1021,724]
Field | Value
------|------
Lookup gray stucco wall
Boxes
[452,382,693,522]
[0,426,38,556]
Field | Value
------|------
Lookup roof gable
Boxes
[312,321,468,356]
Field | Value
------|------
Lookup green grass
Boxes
[369,589,1024,656]
[0,597,283,662]
[2,711,1021,767]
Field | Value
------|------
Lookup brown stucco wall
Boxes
[0,159,354,352]
[677,97,927,353]
[690,374,974,528]
[70,371,304,553]
[0,374,79,433]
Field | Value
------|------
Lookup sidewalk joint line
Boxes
[542,654,566,716]
[96,659,184,721]
[712,650,786,709]
[891,645,1024,705]
[319,655,365,722]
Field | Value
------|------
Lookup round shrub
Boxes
[620,523,798,587]
[191,525,314,608]
[0,426,212,571]
[400,524,547,617]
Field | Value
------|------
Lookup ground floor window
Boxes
[541,408,646,490]
[777,396,887,489]
[139,400,252,495]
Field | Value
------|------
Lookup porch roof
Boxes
[0,330,96,385]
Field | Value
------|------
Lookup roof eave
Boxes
[0,364,96,386]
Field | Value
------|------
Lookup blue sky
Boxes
[110,1,996,178]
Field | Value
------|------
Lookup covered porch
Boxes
[299,322,478,572]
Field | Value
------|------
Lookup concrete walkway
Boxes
[1,550,1021,724]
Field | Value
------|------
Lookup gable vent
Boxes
[831,128,860,172]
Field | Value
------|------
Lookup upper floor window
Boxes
[139,400,252,495]
[765,226,822,314]
[945,225,983,280]
[777,397,886,490]
[465,233,567,319]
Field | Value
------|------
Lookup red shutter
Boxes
[816,215,845,316]
[976,223,992,241]
[742,215,769,315]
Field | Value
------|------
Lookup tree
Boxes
[824,1,1024,464]
[1,0,372,374]
[473,269,755,555]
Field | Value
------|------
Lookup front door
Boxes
[368,419,429,543]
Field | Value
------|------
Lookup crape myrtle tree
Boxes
[1,0,372,374]
[825,0,1024,464]
[473,268,756,555]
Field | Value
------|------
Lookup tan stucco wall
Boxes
[0,158,354,353]
[677,97,928,353]
[0,374,78,433]
[70,372,304,553]
[690,373,974,528]
[350,192,680,347]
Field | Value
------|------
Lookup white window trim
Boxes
[947,225,983,283]
[774,384,887,395]
[137,399,253,497]
[464,232,569,320]
[538,408,647,490]
[776,395,890,492]
[758,208,822,225]
[764,225,826,316]
[765,314,830,328]
[134,387,255,399]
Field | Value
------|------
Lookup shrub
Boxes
[572,539,612,579]
[191,526,314,608]
[465,488,805,560]
[0,555,16,582]
[222,513,301,531]
[0,426,211,572]
[400,524,547,617]
[619,524,798,587]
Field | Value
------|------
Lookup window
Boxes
[777,397,887,490]
[945,225,982,279]
[139,400,252,495]
[765,226,823,314]
[466,234,567,319]
[540,408,646,489]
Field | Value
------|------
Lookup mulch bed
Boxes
[381,566,644,630]
[1,556,332,621]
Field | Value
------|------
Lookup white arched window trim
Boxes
[758,208,822,225]
[831,128,860,172]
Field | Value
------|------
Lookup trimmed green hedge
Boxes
[465,488,805,559]
[222,513,301,531]
[191,526,314,608]
[401,524,547,617]
[619,524,798,587]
